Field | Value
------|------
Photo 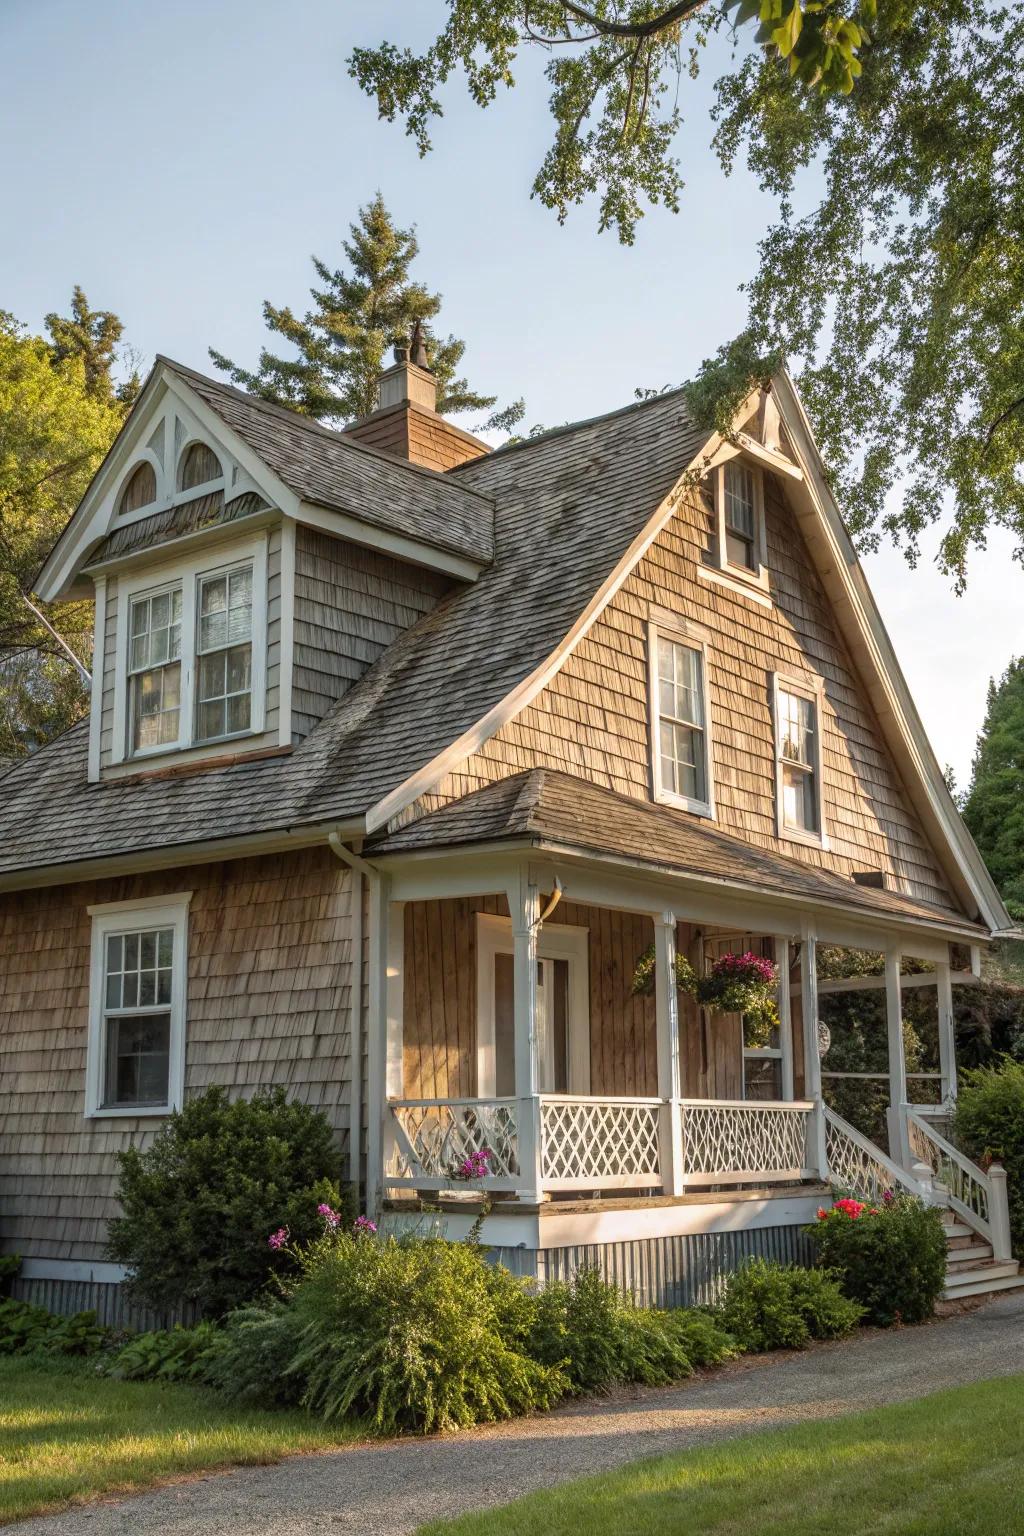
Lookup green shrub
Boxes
[104,1321,225,1382]
[808,1194,947,1325]
[717,1258,863,1352]
[105,1087,346,1316]
[527,1266,736,1394]
[955,1060,1024,1256]
[214,1229,565,1434]
[0,1298,107,1356]
[0,1254,20,1298]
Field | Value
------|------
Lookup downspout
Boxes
[328,833,378,1201]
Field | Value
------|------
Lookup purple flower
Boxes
[267,1227,288,1250]
[353,1215,377,1236]
[882,1189,896,1205]
[317,1202,341,1228]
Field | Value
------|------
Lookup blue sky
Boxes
[2,0,1019,785]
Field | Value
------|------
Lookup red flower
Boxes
[817,1207,828,1220]
[833,1197,867,1219]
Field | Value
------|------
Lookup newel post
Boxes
[511,869,544,1204]
[989,1163,1014,1262]
[654,910,685,1196]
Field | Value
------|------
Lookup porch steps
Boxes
[940,1219,1023,1301]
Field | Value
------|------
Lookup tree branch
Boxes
[983,393,1024,454]
[558,0,712,41]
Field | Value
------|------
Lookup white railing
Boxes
[541,1096,662,1190]
[824,1105,927,1203]
[905,1109,993,1243]
[679,1099,815,1187]
[387,1098,521,1192]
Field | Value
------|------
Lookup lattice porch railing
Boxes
[906,1109,992,1241]
[386,1099,521,1192]
[679,1099,815,1186]
[540,1096,662,1190]
[824,1105,927,1203]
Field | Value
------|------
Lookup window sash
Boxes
[777,685,822,836]
[654,633,710,808]
[195,564,254,744]
[99,922,177,1109]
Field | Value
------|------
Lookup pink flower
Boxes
[882,1190,896,1204]
[267,1227,288,1250]
[353,1215,377,1236]
[317,1202,341,1228]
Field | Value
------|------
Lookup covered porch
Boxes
[360,782,976,1220]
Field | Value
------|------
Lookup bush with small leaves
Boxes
[527,1266,737,1393]
[809,1194,948,1325]
[717,1258,863,1352]
[955,1061,1024,1258]
[105,1087,347,1316]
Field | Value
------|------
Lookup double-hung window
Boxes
[649,618,714,817]
[115,539,266,763]
[773,673,826,846]
[196,564,254,742]
[86,895,190,1117]
[129,586,183,752]
[705,457,768,596]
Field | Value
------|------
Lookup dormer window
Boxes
[111,537,267,764]
[118,461,157,517]
[178,442,222,493]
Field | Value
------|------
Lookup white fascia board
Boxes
[296,500,486,582]
[770,368,1011,932]
[35,365,302,602]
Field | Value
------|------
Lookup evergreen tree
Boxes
[963,660,1024,921]
[0,313,123,756]
[44,285,139,405]
[210,194,517,428]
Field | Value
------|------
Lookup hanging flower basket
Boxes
[631,947,779,1042]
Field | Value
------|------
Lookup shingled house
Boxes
[2,341,1018,1317]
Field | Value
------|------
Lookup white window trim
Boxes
[710,454,770,595]
[772,669,829,850]
[111,534,268,764]
[85,892,192,1120]
[648,614,716,820]
[475,913,590,1097]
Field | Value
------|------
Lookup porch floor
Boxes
[385,1180,828,1218]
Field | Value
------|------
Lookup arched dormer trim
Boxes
[176,440,224,495]
[114,454,161,519]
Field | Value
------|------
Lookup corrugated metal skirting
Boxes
[491,1223,814,1308]
[10,1277,196,1333]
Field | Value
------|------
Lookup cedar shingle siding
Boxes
[0,849,357,1260]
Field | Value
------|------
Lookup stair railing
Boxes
[905,1109,1012,1259]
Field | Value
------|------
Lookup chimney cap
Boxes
[394,319,431,372]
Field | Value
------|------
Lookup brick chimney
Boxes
[343,321,490,472]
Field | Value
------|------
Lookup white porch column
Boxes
[800,920,827,1178]
[510,869,544,1204]
[935,958,958,1103]
[885,946,911,1168]
[366,874,404,1217]
[654,910,685,1196]
[774,935,795,1101]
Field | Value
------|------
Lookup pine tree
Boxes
[44,285,139,405]
[963,659,1024,920]
[209,194,515,427]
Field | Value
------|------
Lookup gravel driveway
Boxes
[20,1291,1024,1536]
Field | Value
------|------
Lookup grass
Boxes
[419,1374,1024,1536]
[0,1355,359,1526]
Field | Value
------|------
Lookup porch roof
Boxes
[370,769,987,937]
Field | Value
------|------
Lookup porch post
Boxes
[366,873,403,1216]
[654,910,685,1196]
[774,935,795,1101]
[885,946,911,1168]
[800,920,827,1178]
[510,868,544,1204]
[935,958,958,1103]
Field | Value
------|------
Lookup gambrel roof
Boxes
[4,362,1012,935]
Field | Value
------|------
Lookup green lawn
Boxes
[420,1374,1024,1536]
[0,1356,359,1526]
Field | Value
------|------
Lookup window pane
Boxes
[198,652,227,702]
[130,599,149,637]
[726,530,755,571]
[744,1055,782,1102]
[226,692,251,734]
[661,720,704,803]
[724,462,755,536]
[157,930,173,967]
[106,933,123,974]
[783,763,818,833]
[103,1013,171,1108]
[131,662,181,751]
[198,700,226,740]
[226,646,251,694]
[201,576,227,616]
